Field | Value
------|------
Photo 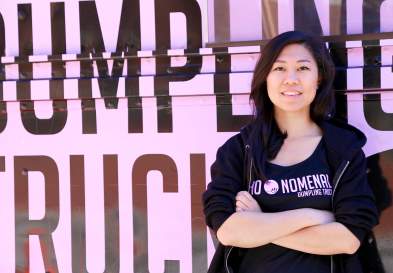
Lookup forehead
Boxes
[274,43,316,63]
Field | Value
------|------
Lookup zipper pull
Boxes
[245,144,250,152]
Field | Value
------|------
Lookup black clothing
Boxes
[202,118,379,273]
[258,138,331,212]
[239,244,330,273]
[238,139,331,273]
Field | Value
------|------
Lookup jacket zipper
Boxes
[225,145,253,273]
[248,158,253,192]
[330,160,350,273]
[225,246,233,273]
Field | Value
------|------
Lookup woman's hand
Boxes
[236,191,262,212]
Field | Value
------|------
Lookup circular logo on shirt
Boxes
[264,180,279,195]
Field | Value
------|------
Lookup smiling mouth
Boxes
[281,91,302,96]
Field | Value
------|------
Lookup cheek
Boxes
[303,75,319,92]
[308,89,317,102]
[266,81,279,101]
[266,76,274,99]
[266,74,281,92]
[304,86,318,104]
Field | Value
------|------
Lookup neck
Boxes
[274,108,321,139]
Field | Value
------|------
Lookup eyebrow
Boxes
[274,59,312,63]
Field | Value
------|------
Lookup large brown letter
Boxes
[14,156,60,273]
[132,154,179,273]
[154,0,202,132]
[17,4,67,135]
[78,0,143,134]
[190,154,208,272]
[70,155,120,273]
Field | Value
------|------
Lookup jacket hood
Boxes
[319,118,367,160]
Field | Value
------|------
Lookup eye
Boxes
[272,66,285,71]
[299,66,310,71]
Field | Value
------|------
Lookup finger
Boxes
[236,200,248,209]
[236,196,253,209]
[235,191,243,200]
[240,191,257,203]
[236,193,255,207]
[236,191,253,200]
[236,191,248,198]
[236,191,254,204]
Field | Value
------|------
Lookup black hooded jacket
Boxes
[202,118,379,273]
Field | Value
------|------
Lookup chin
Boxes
[275,104,310,113]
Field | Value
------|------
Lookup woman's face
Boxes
[266,43,319,115]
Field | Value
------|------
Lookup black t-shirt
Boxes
[239,138,333,273]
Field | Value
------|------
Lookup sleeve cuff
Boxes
[209,211,232,232]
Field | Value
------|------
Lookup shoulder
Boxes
[216,120,259,159]
[214,133,245,164]
[221,133,244,150]
[320,118,367,159]
[216,121,257,155]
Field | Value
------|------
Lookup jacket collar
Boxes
[239,118,367,176]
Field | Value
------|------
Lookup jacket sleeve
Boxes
[333,149,379,242]
[202,134,245,233]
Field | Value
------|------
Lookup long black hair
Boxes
[249,31,336,159]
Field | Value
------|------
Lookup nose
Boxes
[284,70,299,85]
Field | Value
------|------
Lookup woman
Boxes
[202,31,378,273]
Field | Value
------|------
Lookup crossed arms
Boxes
[216,191,361,255]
